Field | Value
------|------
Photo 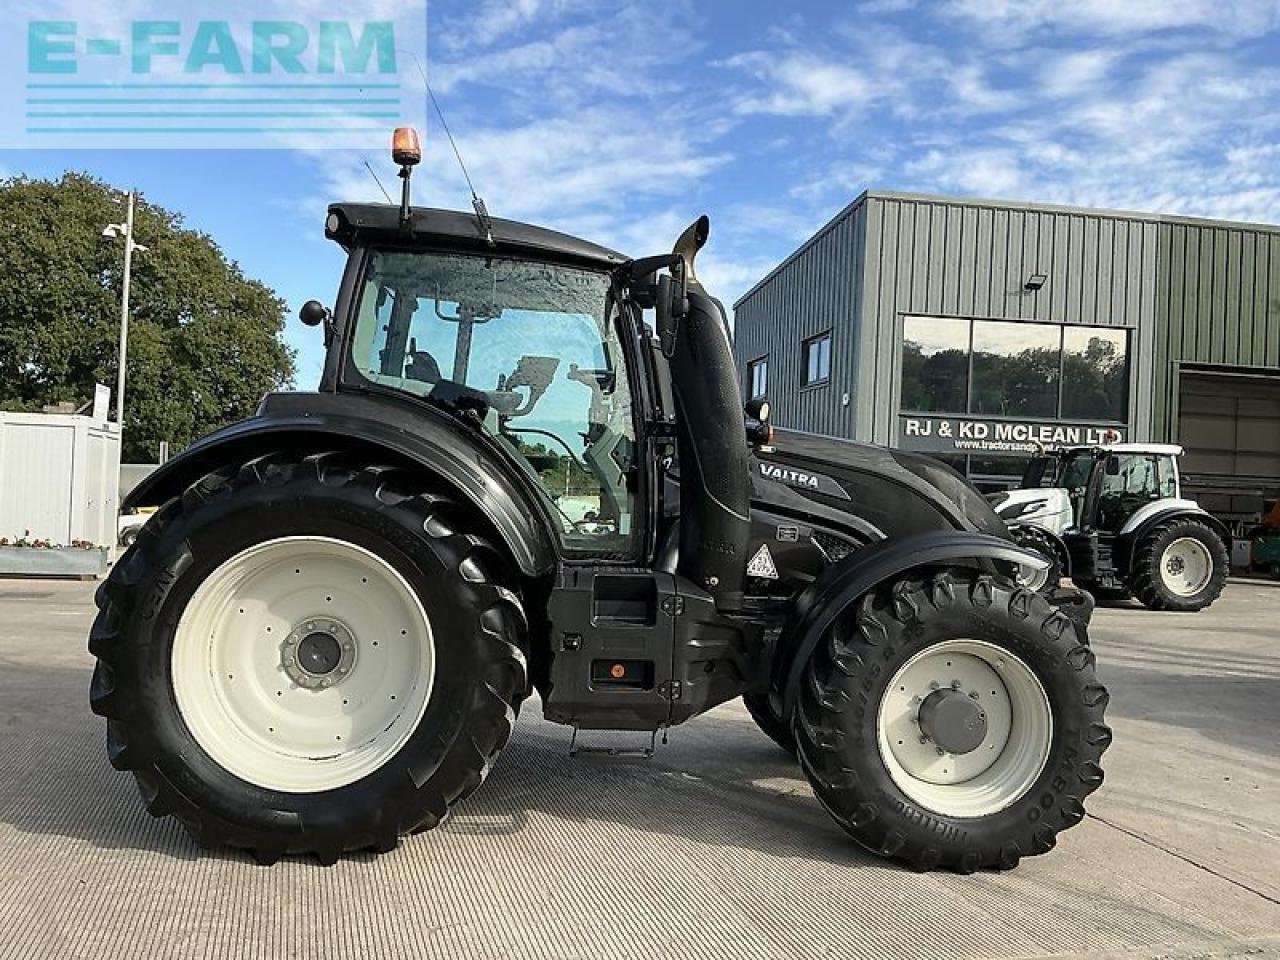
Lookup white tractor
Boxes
[991,443,1230,611]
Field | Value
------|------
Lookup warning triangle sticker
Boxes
[746,543,779,579]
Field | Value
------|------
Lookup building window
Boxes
[900,316,1129,423]
[971,320,1061,418]
[1061,326,1128,421]
[747,356,768,398]
[802,332,831,386]
[901,316,968,414]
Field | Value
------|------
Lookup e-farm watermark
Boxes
[3,1,427,148]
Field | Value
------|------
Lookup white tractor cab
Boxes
[991,443,1230,611]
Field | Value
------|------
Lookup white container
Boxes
[0,410,122,551]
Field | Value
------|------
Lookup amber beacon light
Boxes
[392,127,422,167]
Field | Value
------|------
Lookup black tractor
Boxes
[89,131,1109,871]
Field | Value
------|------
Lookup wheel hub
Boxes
[918,688,988,755]
[282,618,356,689]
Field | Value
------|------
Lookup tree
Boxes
[0,172,295,461]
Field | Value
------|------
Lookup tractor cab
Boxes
[1019,444,1182,534]
[331,224,639,555]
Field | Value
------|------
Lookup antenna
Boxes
[409,54,495,247]
[362,158,394,204]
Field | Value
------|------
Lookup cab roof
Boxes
[325,203,628,270]
[1060,443,1184,457]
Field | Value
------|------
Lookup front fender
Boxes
[125,392,558,577]
[773,531,1050,718]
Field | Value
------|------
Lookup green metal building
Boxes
[733,190,1280,527]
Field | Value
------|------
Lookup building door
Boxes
[1177,370,1280,524]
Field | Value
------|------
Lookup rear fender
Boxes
[1116,503,1230,571]
[124,400,558,578]
[1119,499,1228,541]
[773,531,1050,718]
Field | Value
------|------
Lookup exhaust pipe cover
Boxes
[668,216,751,610]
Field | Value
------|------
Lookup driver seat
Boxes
[405,337,442,385]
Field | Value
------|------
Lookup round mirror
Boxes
[299,301,328,327]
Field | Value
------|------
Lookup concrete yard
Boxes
[0,579,1277,960]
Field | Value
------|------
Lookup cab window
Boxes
[1098,453,1161,530]
[348,249,638,555]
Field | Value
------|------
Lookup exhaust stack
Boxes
[668,216,752,611]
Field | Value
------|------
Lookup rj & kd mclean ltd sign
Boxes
[898,415,1126,454]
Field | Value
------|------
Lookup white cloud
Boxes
[854,0,919,12]
[724,52,873,117]
[904,147,1034,199]
[443,0,546,49]
[943,0,1278,40]
[950,63,1021,113]
[1039,50,1116,99]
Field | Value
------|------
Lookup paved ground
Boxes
[0,579,1277,960]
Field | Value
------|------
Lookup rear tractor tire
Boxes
[743,691,796,756]
[793,568,1111,872]
[1128,518,1228,612]
[89,452,528,864]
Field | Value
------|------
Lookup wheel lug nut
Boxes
[935,748,946,756]
[919,735,929,744]
[951,680,962,690]
[969,691,980,699]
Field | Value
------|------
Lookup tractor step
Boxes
[567,726,663,759]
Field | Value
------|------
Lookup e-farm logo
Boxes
[3,1,427,149]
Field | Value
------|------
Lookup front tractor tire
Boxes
[89,453,528,864]
[1128,518,1228,612]
[793,568,1110,872]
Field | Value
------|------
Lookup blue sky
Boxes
[3,0,1279,388]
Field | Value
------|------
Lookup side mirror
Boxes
[744,397,773,448]
[299,300,335,347]
[299,300,329,327]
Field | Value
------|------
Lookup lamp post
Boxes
[102,191,148,428]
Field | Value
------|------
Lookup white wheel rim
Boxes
[877,640,1052,818]
[1160,537,1212,597]
[1016,563,1050,593]
[172,536,435,793]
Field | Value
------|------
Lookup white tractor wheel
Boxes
[171,537,435,793]
[1129,517,1228,612]
[793,568,1111,871]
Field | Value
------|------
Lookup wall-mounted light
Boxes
[1024,272,1048,291]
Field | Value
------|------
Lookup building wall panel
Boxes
[734,190,1280,453]
[1152,220,1280,439]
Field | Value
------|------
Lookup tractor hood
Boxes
[750,430,1011,543]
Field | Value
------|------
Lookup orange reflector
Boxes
[392,127,422,167]
[610,663,626,680]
